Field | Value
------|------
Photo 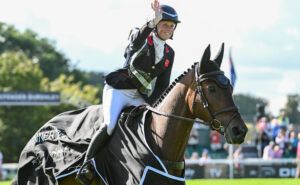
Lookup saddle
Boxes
[118,105,146,124]
[76,105,147,185]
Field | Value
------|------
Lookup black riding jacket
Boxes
[105,22,175,104]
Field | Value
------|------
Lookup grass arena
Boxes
[2,179,300,185]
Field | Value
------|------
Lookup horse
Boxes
[16,44,248,185]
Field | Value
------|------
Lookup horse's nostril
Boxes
[232,126,241,135]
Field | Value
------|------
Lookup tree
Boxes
[0,22,70,80]
[0,52,100,162]
[0,52,51,162]
[43,74,100,110]
[0,22,103,162]
[284,94,300,124]
[0,52,44,91]
[233,94,269,122]
[70,69,105,102]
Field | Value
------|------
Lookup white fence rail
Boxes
[1,163,18,180]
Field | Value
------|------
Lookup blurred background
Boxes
[0,0,299,181]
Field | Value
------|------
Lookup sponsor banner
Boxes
[186,163,297,178]
[185,164,228,179]
[244,164,297,178]
[0,92,60,106]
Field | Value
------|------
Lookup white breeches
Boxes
[102,84,145,135]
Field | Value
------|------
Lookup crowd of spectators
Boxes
[185,109,300,178]
[255,113,299,159]
[185,109,300,161]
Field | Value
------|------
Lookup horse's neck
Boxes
[149,70,196,174]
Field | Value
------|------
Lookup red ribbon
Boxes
[164,59,170,68]
[147,36,153,46]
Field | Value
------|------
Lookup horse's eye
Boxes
[208,86,216,93]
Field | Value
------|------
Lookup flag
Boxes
[229,47,237,88]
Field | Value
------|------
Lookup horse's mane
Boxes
[152,62,198,108]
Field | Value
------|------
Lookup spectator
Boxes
[270,144,283,159]
[295,132,300,178]
[275,128,286,150]
[288,130,298,157]
[190,151,200,160]
[286,124,295,139]
[210,130,222,151]
[233,146,243,160]
[277,109,290,128]
[198,149,211,167]
[233,146,243,169]
[255,117,271,157]
[262,141,275,160]
[199,149,211,161]
[270,118,281,141]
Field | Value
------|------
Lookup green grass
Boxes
[0,181,11,185]
[1,179,300,185]
[186,178,300,185]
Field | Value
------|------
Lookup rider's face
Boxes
[156,21,176,40]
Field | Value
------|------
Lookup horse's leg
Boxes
[58,174,103,185]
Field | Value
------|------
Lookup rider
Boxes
[77,0,180,183]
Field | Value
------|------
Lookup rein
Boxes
[146,105,208,125]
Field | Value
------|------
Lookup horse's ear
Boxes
[199,44,211,74]
[213,42,224,67]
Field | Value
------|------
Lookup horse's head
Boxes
[191,44,247,144]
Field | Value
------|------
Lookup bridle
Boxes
[193,63,240,135]
[146,63,240,135]
[145,64,240,172]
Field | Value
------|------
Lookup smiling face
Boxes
[156,20,176,40]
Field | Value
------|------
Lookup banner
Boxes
[185,161,297,178]
[0,92,60,106]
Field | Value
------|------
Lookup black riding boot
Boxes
[76,125,110,185]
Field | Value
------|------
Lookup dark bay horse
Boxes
[58,44,247,185]
[17,44,247,185]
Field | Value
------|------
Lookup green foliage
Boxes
[284,94,300,124]
[69,69,105,102]
[233,94,268,122]
[0,52,51,161]
[0,106,51,162]
[0,22,102,162]
[0,22,69,80]
[43,74,100,107]
[0,52,100,162]
[0,52,44,91]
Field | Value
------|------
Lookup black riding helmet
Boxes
[155,4,180,40]
[160,4,181,23]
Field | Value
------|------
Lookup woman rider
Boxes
[77,0,180,183]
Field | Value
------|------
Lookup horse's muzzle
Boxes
[225,122,248,144]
